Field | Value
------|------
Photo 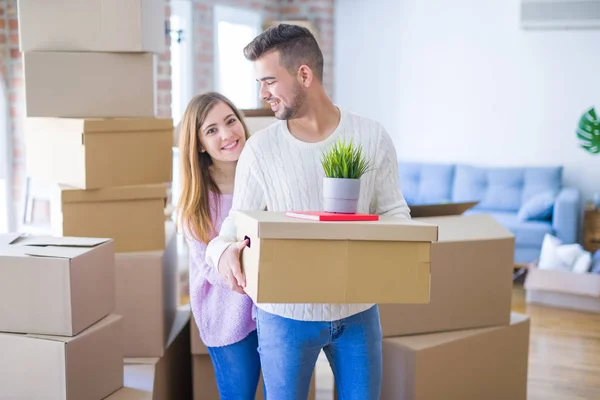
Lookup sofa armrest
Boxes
[552,187,581,244]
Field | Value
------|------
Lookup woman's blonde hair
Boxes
[176,92,250,243]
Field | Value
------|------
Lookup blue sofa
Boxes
[399,162,581,264]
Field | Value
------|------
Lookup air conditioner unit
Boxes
[521,0,600,29]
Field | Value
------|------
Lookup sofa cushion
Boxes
[452,165,562,212]
[465,210,554,247]
[517,191,555,221]
[399,162,455,205]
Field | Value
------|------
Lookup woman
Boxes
[176,92,260,399]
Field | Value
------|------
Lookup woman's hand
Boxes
[218,238,249,294]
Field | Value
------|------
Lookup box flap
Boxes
[409,201,478,218]
[0,235,111,259]
[61,184,167,204]
[525,266,600,298]
[414,214,514,242]
[11,235,110,247]
[25,314,122,343]
[237,211,438,242]
[0,233,24,246]
[166,306,191,347]
[0,235,112,259]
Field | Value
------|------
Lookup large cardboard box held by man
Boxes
[25,117,173,190]
[49,184,167,252]
[116,222,179,357]
[17,0,165,53]
[379,214,514,337]
[525,264,600,313]
[0,233,115,336]
[235,211,438,304]
[0,314,123,400]
[381,313,530,400]
[106,308,193,400]
[24,52,156,118]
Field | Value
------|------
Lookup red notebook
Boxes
[285,211,379,221]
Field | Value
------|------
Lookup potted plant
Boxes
[321,138,373,213]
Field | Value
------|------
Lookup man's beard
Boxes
[275,82,306,120]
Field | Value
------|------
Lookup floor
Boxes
[178,262,600,399]
[511,283,600,400]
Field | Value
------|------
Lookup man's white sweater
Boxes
[206,108,411,322]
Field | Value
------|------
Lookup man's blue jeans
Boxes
[257,305,383,399]
[207,330,262,399]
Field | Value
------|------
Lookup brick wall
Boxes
[192,0,335,97]
[0,0,24,224]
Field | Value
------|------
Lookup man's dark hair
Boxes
[243,23,324,82]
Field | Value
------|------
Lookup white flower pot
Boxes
[323,177,361,213]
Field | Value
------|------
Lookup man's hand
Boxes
[217,238,249,294]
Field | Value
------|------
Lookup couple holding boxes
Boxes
[177,24,415,399]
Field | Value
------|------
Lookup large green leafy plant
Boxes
[577,107,600,154]
[321,138,373,179]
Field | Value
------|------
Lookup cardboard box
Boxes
[0,314,123,400]
[380,312,530,400]
[192,354,316,400]
[235,211,438,304]
[24,52,156,118]
[106,307,193,400]
[190,316,209,355]
[18,0,165,53]
[25,117,173,190]
[378,214,514,337]
[525,265,600,313]
[115,222,179,357]
[0,233,115,336]
[49,184,167,252]
[409,201,478,218]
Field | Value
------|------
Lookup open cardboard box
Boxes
[115,222,179,357]
[235,211,438,304]
[0,233,115,336]
[0,314,123,400]
[408,201,478,218]
[25,117,173,190]
[378,213,515,337]
[48,184,167,252]
[18,0,165,53]
[380,312,529,400]
[525,264,600,313]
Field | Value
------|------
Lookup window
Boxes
[214,5,262,109]
[170,1,193,127]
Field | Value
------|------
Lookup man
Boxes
[206,24,411,399]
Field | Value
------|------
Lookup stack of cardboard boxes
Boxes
[377,212,529,400]
[0,233,123,399]
[17,1,194,398]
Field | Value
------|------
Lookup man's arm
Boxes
[205,144,266,271]
[370,127,411,219]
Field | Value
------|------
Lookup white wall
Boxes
[334,0,600,201]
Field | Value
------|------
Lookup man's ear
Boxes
[297,65,313,87]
